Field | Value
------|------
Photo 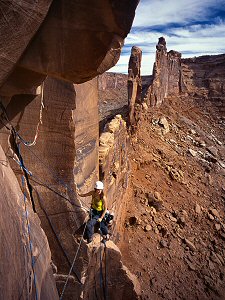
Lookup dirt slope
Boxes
[119,95,225,299]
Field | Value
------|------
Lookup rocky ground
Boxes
[118,95,225,300]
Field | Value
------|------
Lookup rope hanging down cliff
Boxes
[0,100,90,212]
[59,220,89,300]
[20,158,38,300]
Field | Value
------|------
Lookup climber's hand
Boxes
[97,218,102,222]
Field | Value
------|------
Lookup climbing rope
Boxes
[34,188,83,284]
[16,140,90,211]
[16,82,44,147]
[0,100,104,299]
[99,223,108,300]
[0,100,90,212]
[59,220,89,300]
[21,172,38,300]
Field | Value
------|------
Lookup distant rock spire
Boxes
[145,37,183,106]
[127,46,142,127]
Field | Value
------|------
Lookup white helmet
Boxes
[95,181,104,190]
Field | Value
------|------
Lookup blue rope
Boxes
[21,174,38,300]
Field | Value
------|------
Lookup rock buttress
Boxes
[99,115,130,241]
[0,145,58,300]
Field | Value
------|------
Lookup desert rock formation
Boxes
[144,37,183,107]
[99,115,130,239]
[182,54,225,116]
[0,1,139,299]
[128,46,142,126]
[0,145,59,300]
[0,0,139,98]
[98,38,225,300]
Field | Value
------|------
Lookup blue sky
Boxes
[110,0,225,75]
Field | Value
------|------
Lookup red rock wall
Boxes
[0,0,139,98]
[0,77,99,298]
[98,72,127,91]
[0,145,58,300]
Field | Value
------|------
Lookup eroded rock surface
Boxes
[182,54,225,116]
[0,76,99,298]
[98,72,128,129]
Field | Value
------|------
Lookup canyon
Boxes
[0,2,225,300]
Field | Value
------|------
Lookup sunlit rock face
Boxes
[82,237,141,300]
[145,37,182,107]
[0,0,139,97]
[128,46,142,126]
[99,115,130,239]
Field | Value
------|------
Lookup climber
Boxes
[77,181,109,243]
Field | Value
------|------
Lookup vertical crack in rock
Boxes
[82,237,141,300]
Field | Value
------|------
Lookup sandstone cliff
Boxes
[0,145,59,300]
[0,1,140,299]
[144,38,225,113]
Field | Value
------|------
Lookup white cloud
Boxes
[110,21,225,75]
[133,0,225,27]
[109,1,225,75]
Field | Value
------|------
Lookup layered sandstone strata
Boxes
[182,54,225,115]
[0,2,140,298]
[0,77,99,298]
[98,73,128,129]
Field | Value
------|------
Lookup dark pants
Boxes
[86,210,108,241]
